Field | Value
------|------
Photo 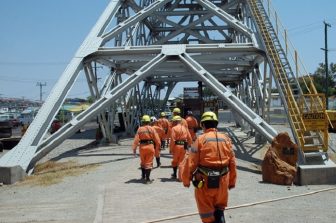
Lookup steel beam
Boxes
[29,53,167,171]
[179,52,277,142]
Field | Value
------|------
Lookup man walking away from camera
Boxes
[179,111,237,223]
[133,115,161,184]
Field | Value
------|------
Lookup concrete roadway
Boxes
[0,122,336,223]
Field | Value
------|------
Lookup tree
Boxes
[203,87,216,100]
[312,63,336,96]
[87,96,95,104]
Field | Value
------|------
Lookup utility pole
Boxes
[321,21,331,109]
[36,82,47,102]
[94,61,102,83]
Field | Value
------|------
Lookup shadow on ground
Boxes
[222,127,266,175]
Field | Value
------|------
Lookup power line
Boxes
[287,21,321,32]
[289,25,322,36]
[0,76,88,83]
[0,78,36,83]
[287,18,336,32]
[0,61,68,66]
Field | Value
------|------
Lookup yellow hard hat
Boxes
[141,115,151,122]
[173,108,181,114]
[172,115,182,122]
[160,112,166,117]
[201,111,218,123]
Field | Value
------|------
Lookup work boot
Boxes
[214,209,225,223]
[156,157,161,167]
[161,140,166,150]
[171,167,177,179]
[141,168,145,180]
[145,169,153,184]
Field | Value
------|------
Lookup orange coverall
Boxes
[179,128,237,223]
[170,123,192,170]
[181,117,188,128]
[172,113,188,128]
[132,125,161,169]
[185,115,198,140]
[153,125,165,158]
[157,117,171,147]
[157,117,170,138]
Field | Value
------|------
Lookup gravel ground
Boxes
[0,121,335,223]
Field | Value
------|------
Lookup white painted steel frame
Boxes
[0,0,282,173]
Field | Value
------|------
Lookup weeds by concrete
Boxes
[18,160,99,186]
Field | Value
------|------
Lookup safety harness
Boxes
[193,130,229,188]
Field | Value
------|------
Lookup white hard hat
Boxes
[150,116,157,122]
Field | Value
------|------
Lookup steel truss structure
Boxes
[2,0,304,173]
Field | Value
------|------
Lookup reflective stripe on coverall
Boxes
[185,115,198,140]
[132,125,161,169]
[179,128,237,223]
[170,123,192,168]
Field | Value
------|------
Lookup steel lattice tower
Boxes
[1,0,331,184]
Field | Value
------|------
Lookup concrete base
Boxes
[0,165,26,184]
[111,135,119,144]
[297,159,336,185]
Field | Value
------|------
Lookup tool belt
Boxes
[140,140,154,145]
[198,166,229,176]
[197,166,229,189]
[175,140,186,145]
[175,140,188,150]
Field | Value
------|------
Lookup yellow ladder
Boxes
[248,0,328,156]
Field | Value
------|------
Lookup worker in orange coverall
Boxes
[150,116,165,167]
[179,111,237,223]
[157,112,171,149]
[185,110,199,141]
[170,115,192,179]
[133,115,161,184]
[172,107,188,128]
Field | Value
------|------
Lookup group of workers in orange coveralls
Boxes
[132,108,237,223]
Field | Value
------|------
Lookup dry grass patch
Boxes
[19,160,99,186]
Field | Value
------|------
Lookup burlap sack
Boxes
[262,132,298,185]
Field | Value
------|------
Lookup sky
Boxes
[0,0,335,101]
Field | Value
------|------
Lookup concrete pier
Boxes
[0,165,26,184]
